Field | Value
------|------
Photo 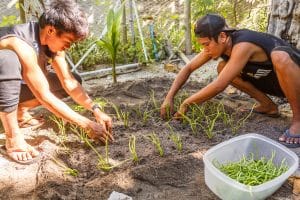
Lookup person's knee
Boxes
[217,61,227,74]
[271,50,293,72]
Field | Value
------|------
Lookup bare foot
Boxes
[253,103,278,115]
[5,133,39,163]
[17,111,44,129]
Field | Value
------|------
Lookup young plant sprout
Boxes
[69,124,112,172]
[129,135,139,162]
[70,104,85,113]
[50,154,79,177]
[213,152,288,186]
[149,89,159,111]
[201,110,221,139]
[93,97,108,111]
[167,123,183,152]
[110,102,121,120]
[224,104,254,134]
[146,132,164,157]
[49,115,69,152]
[120,109,130,128]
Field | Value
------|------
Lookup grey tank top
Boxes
[0,22,54,72]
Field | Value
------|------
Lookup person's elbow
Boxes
[63,78,79,93]
[212,80,229,93]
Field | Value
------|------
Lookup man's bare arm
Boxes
[181,43,254,107]
[9,37,91,128]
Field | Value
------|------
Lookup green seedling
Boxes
[146,132,164,157]
[48,115,69,152]
[69,125,112,172]
[213,152,288,186]
[70,104,85,113]
[167,123,182,152]
[129,135,139,162]
[199,105,221,139]
[93,98,108,111]
[149,89,159,111]
[50,154,79,177]
[225,104,254,134]
[110,102,121,120]
[120,109,130,128]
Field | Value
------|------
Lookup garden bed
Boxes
[0,73,297,200]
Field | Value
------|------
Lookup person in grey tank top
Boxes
[160,14,300,148]
[0,0,113,164]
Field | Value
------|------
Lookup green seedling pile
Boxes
[214,152,289,186]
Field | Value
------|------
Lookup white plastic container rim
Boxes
[203,133,299,192]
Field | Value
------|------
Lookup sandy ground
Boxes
[0,60,299,200]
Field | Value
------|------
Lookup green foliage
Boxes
[0,15,20,27]
[129,135,139,162]
[146,132,164,157]
[68,36,110,70]
[97,5,124,83]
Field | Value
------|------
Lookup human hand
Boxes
[86,120,114,143]
[160,97,174,120]
[93,110,112,134]
[173,103,188,120]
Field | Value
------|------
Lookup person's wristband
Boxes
[91,103,101,111]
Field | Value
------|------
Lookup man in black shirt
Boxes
[0,0,113,164]
[160,14,300,148]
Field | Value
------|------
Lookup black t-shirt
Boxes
[0,22,54,73]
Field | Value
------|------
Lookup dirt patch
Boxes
[0,76,298,200]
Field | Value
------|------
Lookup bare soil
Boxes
[0,69,299,200]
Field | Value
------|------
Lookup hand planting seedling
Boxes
[70,124,129,172]
[70,124,112,171]
[213,152,289,186]
[146,132,164,157]
[129,135,139,162]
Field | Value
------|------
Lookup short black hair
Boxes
[39,0,88,40]
[194,14,235,41]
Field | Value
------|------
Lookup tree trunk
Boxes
[19,0,26,23]
[184,0,192,55]
[121,0,128,44]
[268,0,300,48]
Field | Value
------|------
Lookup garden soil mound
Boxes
[0,76,298,200]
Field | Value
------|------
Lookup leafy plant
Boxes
[129,135,139,162]
[167,123,183,152]
[223,104,254,134]
[50,155,79,177]
[110,102,121,120]
[120,109,130,128]
[97,4,124,83]
[48,115,69,152]
[69,125,112,171]
[146,132,164,157]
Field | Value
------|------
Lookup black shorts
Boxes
[241,46,300,97]
[0,49,82,112]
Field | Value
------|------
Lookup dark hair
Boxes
[39,0,88,40]
[194,14,235,42]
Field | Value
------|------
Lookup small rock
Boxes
[108,191,132,200]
